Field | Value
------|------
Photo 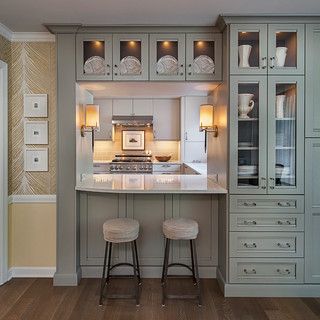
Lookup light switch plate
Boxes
[24,94,48,117]
[24,148,48,172]
[24,121,48,145]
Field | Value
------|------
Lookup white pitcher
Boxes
[238,93,255,119]
[276,95,286,118]
[275,47,288,67]
[238,45,252,68]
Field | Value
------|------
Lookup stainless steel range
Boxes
[110,154,153,174]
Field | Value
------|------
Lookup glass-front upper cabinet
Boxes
[76,34,113,81]
[230,24,268,75]
[229,76,268,194]
[186,33,222,81]
[268,24,305,75]
[112,34,148,81]
[149,34,185,81]
[267,76,304,194]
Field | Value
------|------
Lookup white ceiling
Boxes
[0,0,320,32]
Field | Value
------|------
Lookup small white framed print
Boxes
[24,148,48,172]
[122,130,145,151]
[24,121,48,145]
[24,94,48,117]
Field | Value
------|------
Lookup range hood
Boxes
[112,115,153,127]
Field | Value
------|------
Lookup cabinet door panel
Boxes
[94,99,113,140]
[229,76,268,194]
[267,76,304,194]
[112,99,133,116]
[132,99,153,116]
[153,99,180,140]
[305,24,320,137]
[230,24,268,75]
[305,139,320,283]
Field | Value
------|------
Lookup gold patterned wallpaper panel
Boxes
[8,42,56,195]
[0,35,11,63]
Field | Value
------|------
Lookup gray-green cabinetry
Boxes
[94,99,113,140]
[149,33,185,81]
[306,24,320,137]
[76,34,113,81]
[112,34,149,81]
[305,139,320,283]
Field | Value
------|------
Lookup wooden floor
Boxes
[0,278,319,320]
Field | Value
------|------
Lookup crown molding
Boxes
[8,194,56,204]
[0,22,55,42]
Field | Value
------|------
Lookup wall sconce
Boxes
[199,104,218,153]
[81,104,100,151]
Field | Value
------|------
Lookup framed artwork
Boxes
[122,130,145,151]
[24,94,48,117]
[24,121,48,145]
[24,148,48,172]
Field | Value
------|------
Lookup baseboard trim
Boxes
[81,266,217,278]
[9,267,56,278]
[8,194,56,204]
[216,268,226,295]
[53,268,81,286]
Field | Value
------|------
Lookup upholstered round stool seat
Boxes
[103,218,139,243]
[163,218,199,240]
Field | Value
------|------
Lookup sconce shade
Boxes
[200,104,214,129]
[85,104,100,128]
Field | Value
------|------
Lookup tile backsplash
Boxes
[94,127,180,161]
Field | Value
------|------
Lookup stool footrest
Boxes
[166,294,200,300]
[167,263,193,273]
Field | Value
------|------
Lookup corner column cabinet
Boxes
[229,75,304,194]
[230,24,304,75]
[76,34,113,81]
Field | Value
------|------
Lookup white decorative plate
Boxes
[193,55,215,74]
[84,56,106,75]
[119,56,142,75]
[156,55,178,75]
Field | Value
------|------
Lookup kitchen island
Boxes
[76,174,227,278]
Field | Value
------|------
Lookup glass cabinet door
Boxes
[268,24,305,75]
[267,76,304,194]
[230,24,268,75]
[113,34,148,81]
[76,34,112,81]
[186,33,222,81]
[149,34,185,81]
[230,76,268,194]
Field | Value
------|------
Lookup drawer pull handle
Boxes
[278,202,291,207]
[243,268,256,275]
[243,202,257,207]
[277,220,294,225]
[243,220,257,225]
[277,242,291,248]
[243,242,257,248]
[276,268,291,275]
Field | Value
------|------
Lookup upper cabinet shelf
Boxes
[76,31,222,82]
[230,24,305,75]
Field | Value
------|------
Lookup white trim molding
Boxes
[0,22,55,42]
[8,267,56,279]
[8,194,56,204]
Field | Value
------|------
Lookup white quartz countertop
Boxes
[76,174,227,194]
[184,163,207,175]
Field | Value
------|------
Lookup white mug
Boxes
[275,47,288,67]
[238,93,255,119]
[276,95,286,118]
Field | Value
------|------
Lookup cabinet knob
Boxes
[180,72,184,76]
[188,72,192,75]
[114,64,118,67]
[276,268,291,275]
[277,242,291,248]
[243,268,256,275]
[269,57,275,69]
[243,202,257,207]
[188,64,192,67]
[243,242,257,248]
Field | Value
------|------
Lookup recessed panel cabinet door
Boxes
[149,33,185,81]
[76,34,113,81]
[112,99,133,116]
[305,24,320,137]
[305,139,320,283]
[267,76,304,194]
[94,99,113,140]
[113,34,148,81]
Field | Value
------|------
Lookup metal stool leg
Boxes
[106,242,112,284]
[191,239,202,306]
[134,240,141,285]
[161,238,170,284]
[99,241,109,306]
[162,238,170,306]
[190,240,197,285]
[131,241,140,306]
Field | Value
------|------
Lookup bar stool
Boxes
[99,218,141,306]
[161,218,202,306]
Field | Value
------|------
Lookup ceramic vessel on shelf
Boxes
[275,47,288,67]
[84,56,106,74]
[156,55,178,75]
[238,93,255,119]
[193,55,215,74]
[276,95,286,118]
[119,56,142,75]
[238,45,252,68]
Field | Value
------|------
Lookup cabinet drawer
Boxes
[153,164,181,172]
[229,258,304,283]
[230,195,304,213]
[230,214,304,232]
[230,232,304,258]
